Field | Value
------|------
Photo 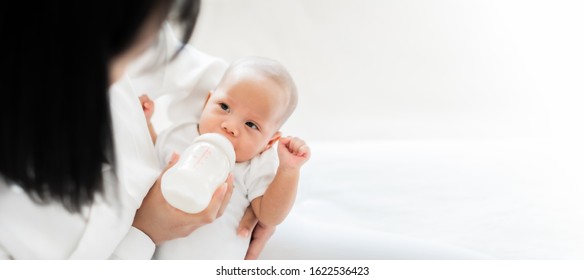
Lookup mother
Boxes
[0,0,269,259]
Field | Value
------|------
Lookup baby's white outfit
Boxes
[153,122,278,259]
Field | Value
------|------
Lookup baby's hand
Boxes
[277,136,311,169]
[139,94,155,121]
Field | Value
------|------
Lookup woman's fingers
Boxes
[199,177,231,222]
[245,222,276,260]
[216,174,234,217]
[238,207,277,259]
[237,205,259,238]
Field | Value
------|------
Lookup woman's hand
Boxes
[133,153,234,245]
[237,206,276,260]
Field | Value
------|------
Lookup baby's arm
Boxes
[139,94,157,144]
[251,137,310,226]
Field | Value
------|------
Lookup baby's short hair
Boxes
[218,57,298,127]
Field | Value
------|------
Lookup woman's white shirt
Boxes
[0,24,227,259]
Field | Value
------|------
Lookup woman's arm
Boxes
[110,154,234,259]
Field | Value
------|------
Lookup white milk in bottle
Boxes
[161,133,235,213]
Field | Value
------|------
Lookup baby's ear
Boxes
[264,131,282,152]
[204,90,213,106]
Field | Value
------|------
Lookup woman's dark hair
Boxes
[0,0,200,212]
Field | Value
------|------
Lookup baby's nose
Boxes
[221,121,239,137]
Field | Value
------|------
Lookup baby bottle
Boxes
[161,133,236,214]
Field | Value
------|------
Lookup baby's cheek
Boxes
[198,120,211,134]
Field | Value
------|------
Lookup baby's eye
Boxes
[245,122,259,130]
[219,103,229,112]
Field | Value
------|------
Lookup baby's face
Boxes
[198,75,286,162]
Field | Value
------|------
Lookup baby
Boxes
[141,57,310,259]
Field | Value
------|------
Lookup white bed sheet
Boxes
[262,139,584,259]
